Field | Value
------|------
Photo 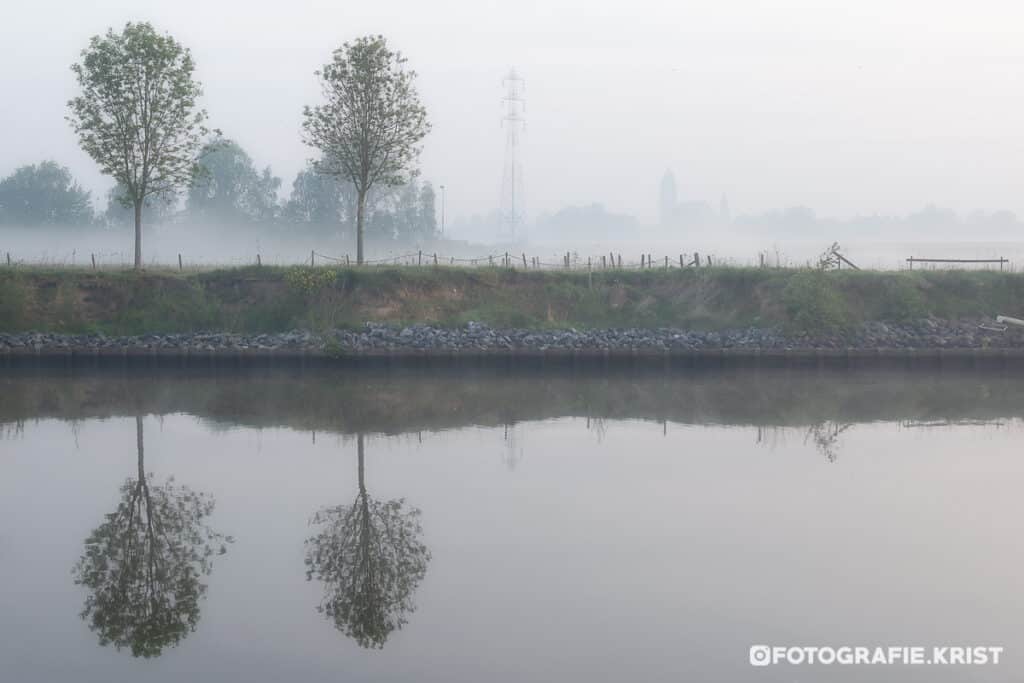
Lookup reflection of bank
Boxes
[72,416,232,658]
[305,433,430,649]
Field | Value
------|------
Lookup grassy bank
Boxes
[1,265,1023,335]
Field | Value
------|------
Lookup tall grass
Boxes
[2,265,1023,335]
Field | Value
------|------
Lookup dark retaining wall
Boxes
[6,346,1024,372]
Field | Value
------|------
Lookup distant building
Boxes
[657,169,717,229]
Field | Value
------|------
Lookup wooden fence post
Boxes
[434,253,438,265]
[91,253,96,270]
[588,257,593,290]
[617,254,622,268]
[5,252,10,267]
[522,253,527,268]
[311,250,315,267]
[178,253,183,271]
[418,250,422,266]
[346,255,350,266]
[694,252,700,267]
[706,255,712,267]
[664,255,668,270]
[679,254,684,268]
[257,253,261,267]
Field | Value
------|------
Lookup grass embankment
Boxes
[1,265,1023,335]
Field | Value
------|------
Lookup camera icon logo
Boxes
[749,645,772,667]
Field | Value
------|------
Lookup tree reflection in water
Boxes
[305,433,430,649]
[72,416,232,658]
[805,421,854,463]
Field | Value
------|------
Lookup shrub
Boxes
[782,270,850,333]
[879,276,927,321]
[284,266,337,296]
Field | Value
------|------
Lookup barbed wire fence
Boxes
[0,247,747,271]
[309,248,721,270]
[0,246,1015,273]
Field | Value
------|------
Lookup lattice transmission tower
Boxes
[499,68,525,241]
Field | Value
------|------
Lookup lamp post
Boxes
[439,184,446,236]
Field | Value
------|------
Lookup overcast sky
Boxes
[3,0,1024,222]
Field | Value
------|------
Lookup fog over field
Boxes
[3,0,1024,265]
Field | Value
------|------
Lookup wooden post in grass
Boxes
[434,253,438,265]
[522,253,527,268]
[664,255,668,270]
[178,253,183,271]
[311,250,315,267]
[91,253,96,270]
[418,250,422,266]
[257,253,261,267]
[706,255,712,267]
[693,252,700,267]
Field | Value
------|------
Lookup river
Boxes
[1,367,1021,681]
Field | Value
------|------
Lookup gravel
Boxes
[2,319,1023,353]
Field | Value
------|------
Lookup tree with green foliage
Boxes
[302,35,430,264]
[188,135,281,225]
[0,161,94,226]
[104,183,177,227]
[366,177,437,243]
[305,434,430,648]
[72,416,231,658]
[418,182,438,239]
[284,161,358,235]
[67,22,208,269]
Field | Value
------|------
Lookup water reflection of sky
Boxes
[3,402,1024,682]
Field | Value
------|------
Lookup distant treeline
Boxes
[0,135,437,242]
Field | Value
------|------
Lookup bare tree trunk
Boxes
[136,415,145,481]
[133,200,143,270]
[356,190,366,265]
[357,433,365,494]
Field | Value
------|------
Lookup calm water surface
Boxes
[2,368,1023,682]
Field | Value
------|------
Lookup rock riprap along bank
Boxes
[1,319,1021,354]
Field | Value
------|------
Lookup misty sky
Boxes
[3,0,1024,223]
